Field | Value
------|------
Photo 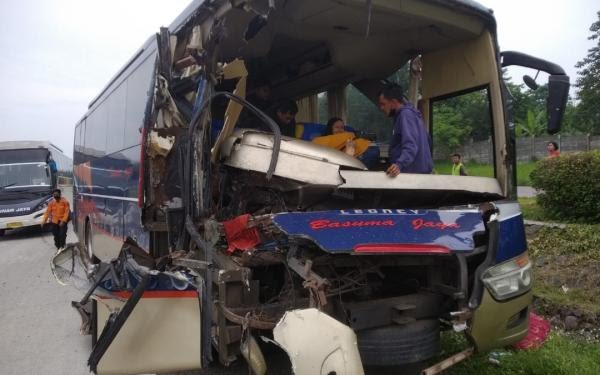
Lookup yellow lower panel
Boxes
[96,292,201,375]
[468,289,532,352]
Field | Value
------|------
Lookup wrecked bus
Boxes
[55,0,570,374]
[0,141,71,236]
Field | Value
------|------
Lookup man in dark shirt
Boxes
[269,99,298,137]
[240,77,273,130]
[378,85,433,176]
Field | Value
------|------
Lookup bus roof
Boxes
[0,141,64,153]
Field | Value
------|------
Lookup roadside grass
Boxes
[527,224,600,315]
[433,161,536,185]
[518,197,551,222]
[534,283,600,315]
[437,331,600,375]
[518,196,600,312]
[515,161,537,186]
[433,161,493,178]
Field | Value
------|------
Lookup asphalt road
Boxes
[0,186,91,375]
[517,186,537,198]
[0,224,92,375]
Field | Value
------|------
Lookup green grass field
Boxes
[434,161,538,186]
[518,197,550,221]
[437,331,600,375]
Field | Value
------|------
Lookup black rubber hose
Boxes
[189,90,282,180]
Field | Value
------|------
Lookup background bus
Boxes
[0,141,72,236]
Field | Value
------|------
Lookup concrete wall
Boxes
[437,135,600,163]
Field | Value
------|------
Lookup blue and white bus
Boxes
[64,1,570,374]
[0,141,72,235]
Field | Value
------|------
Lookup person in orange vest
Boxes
[40,188,70,250]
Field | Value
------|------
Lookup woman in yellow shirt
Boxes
[312,117,380,169]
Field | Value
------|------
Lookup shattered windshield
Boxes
[0,162,51,188]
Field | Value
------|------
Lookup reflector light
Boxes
[354,243,451,254]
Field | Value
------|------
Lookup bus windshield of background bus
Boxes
[0,163,51,189]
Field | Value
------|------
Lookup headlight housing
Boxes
[482,254,532,301]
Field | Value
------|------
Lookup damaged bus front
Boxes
[54,0,570,374]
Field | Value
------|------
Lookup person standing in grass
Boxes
[451,153,468,176]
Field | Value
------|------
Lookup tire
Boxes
[0,229,5,237]
[357,319,440,366]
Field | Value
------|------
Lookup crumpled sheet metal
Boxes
[147,131,175,158]
[211,58,248,162]
[273,308,365,375]
[157,75,188,128]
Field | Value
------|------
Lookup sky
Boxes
[0,0,597,157]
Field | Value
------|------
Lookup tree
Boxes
[504,77,547,129]
[515,109,545,137]
[432,105,471,152]
[574,11,600,135]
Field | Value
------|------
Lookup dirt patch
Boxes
[525,222,600,342]
[532,254,600,309]
[533,296,600,343]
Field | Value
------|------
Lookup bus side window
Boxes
[125,52,157,148]
[86,105,108,158]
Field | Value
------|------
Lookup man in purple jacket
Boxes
[378,85,433,176]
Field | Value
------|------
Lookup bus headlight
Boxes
[482,254,532,301]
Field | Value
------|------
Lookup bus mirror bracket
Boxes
[501,51,570,135]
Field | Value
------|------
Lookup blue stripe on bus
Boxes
[496,213,527,263]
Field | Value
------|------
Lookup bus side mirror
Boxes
[546,74,569,135]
